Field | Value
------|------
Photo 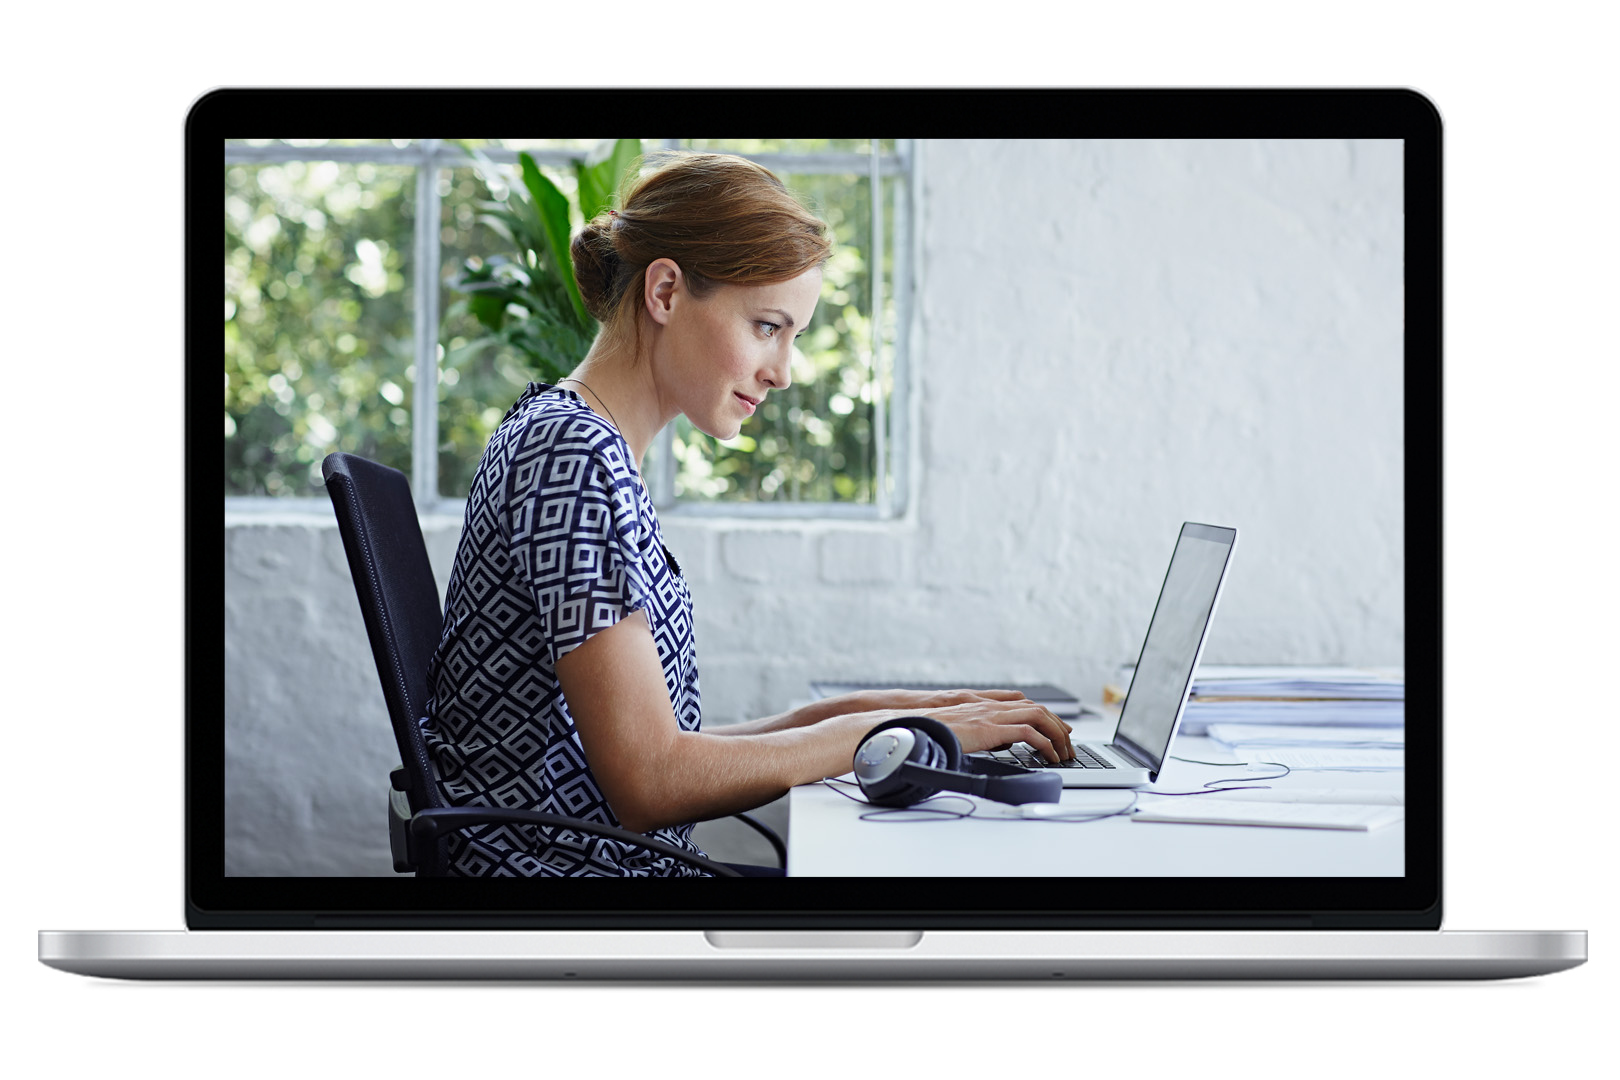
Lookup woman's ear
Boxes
[642,258,682,327]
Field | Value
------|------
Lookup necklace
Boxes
[556,376,620,432]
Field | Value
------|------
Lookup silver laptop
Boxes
[978,522,1235,788]
[38,89,1585,981]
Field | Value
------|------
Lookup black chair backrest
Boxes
[322,452,446,813]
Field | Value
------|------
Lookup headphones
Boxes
[852,716,1063,808]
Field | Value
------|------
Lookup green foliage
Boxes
[443,140,641,384]
[224,140,896,507]
[224,161,417,497]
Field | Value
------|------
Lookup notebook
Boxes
[39,88,1585,980]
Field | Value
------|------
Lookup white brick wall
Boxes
[225,139,1404,874]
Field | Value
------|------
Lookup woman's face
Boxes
[651,264,823,440]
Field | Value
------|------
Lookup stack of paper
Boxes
[1168,665,1405,737]
[1107,664,1407,772]
[1189,666,1405,701]
[1179,700,1406,731]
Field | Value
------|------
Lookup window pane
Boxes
[670,170,894,504]
[224,162,415,496]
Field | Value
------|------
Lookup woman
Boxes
[422,151,1074,877]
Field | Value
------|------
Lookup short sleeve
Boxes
[506,413,650,666]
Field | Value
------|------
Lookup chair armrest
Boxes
[410,807,743,877]
[389,788,416,873]
[729,812,787,869]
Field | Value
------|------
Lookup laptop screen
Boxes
[1115,524,1237,772]
[199,90,1436,927]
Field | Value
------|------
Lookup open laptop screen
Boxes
[1116,523,1237,773]
[199,90,1436,927]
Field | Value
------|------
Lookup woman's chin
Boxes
[686,414,740,441]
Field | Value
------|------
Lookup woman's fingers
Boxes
[1012,723,1061,763]
[1003,705,1072,762]
[930,701,1074,762]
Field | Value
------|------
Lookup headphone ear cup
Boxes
[855,718,953,808]
[890,715,964,773]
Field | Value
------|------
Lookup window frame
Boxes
[222,138,917,521]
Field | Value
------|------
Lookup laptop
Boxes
[815,522,1235,788]
[978,522,1233,787]
[39,89,1585,980]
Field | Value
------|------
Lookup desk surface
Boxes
[787,721,1404,877]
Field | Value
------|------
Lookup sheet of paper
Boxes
[1172,787,1404,805]
[1206,723,1406,748]
[1242,746,1405,771]
[1131,798,1404,830]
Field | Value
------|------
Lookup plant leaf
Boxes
[518,152,591,330]
[442,335,498,367]
[575,138,641,223]
[467,292,508,332]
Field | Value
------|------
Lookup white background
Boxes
[7,2,1612,1075]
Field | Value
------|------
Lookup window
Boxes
[223,138,915,518]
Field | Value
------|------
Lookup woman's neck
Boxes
[560,338,672,468]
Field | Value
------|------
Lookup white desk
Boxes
[787,720,1404,877]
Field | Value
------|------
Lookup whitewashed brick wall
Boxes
[225,139,1404,874]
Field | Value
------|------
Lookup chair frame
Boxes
[323,451,785,878]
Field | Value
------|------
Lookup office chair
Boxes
[321,452,786,877]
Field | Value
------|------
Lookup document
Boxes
[1132,797,1404,830]
[1206,724,1405,748]
[1240,746,1405,771]
[1177,700,1405,734]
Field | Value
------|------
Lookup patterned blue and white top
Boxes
[422,383,710,876]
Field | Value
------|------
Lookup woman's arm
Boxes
[557,612,1075,834]
[715,687,1070,738]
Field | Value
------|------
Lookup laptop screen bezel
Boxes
[195,88,1439,930]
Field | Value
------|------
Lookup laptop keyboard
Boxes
[998,744,1116,770]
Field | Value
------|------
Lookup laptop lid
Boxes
[1112,523,1237,780]
[203,89,1436,929]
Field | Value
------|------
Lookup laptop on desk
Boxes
[38,89,1585,981]
[980,521,1235,788]
[822,522,1234,788]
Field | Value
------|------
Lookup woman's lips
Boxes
[734,392,758,415]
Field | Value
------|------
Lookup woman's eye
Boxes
[759,321,779,337]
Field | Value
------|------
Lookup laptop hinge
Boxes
[1110,736,1156,771]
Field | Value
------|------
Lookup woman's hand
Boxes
[843,696,1076,764]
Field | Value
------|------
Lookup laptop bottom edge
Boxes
[72,977,1555,990]
[39,929,1586,981]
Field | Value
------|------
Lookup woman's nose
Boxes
[765,346,793,391]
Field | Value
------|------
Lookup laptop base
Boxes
[78,977,1555,990]
[41,929,1585,981]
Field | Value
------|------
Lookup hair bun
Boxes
[570,218,623,322]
